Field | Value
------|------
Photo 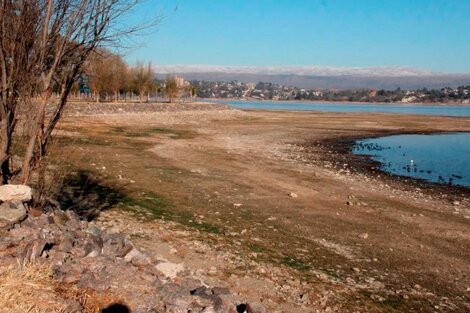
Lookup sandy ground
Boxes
[57,103,470,312]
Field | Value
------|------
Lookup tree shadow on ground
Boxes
[56,170,126,221]
[100,303,131,313]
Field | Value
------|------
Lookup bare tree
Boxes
[88,49,110,103]
[130,61,153,103]
[109,54,128,102]
[165,75,179,104]
[88,48,128,102]
[0,0,157,184]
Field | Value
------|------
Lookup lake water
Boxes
[353,133,470,187]
[222,100,470,117]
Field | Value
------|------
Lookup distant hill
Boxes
[155,65,470,90]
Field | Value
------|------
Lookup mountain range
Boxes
[155,65,470,90]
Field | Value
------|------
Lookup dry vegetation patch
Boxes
[0,262,121,313]
[0,262,67,313]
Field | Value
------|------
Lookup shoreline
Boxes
[309,129,470,201]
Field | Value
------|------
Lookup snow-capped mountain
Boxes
[155,65,438,77]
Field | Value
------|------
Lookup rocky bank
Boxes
[0,185,266,313]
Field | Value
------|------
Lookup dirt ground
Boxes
[55,103,470,312]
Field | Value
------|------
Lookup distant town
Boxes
[189,80,470,104]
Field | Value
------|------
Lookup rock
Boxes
[212,287,230,295]
[71,242,91,258]
[207,266,217,276]
[288,192,298,198]
[86,250,100,258]
[199,307,217,313]
[0,184,32,202]
[58,234,75,253]
[191,286,209,296]
[453,200,460,206]
[155,261,184,279]
[86,226,101,237]
[0,201,27,228]
[103,233,132,257]
[246,302,266,313]
[358,233,369,239]
[346,201,353,206]
[190,286,224,310]
[124,248,151,267]
[83,235,103,257]
[30,238,48,261]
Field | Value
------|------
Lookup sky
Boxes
[124,0,470,73]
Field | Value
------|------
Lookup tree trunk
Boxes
[21,90,51,184]
[0,119,10,184]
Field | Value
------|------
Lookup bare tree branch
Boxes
[0,0,160,184]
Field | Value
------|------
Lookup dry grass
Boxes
[0,261,68,313]
[0,261,122,313]
[55,285,123,313]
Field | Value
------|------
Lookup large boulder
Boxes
[0,201,27,228]
[0,184,32,202]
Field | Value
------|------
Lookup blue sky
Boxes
[125,0,470,73]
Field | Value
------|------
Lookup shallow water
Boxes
[223,100,470,117]
[353,133,470,187]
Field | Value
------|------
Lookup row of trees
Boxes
[86,49,153,102]
[84,49,188,103]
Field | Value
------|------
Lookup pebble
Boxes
[207,266,217,276]
[288,192,298,198]
[358,233,369,239]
